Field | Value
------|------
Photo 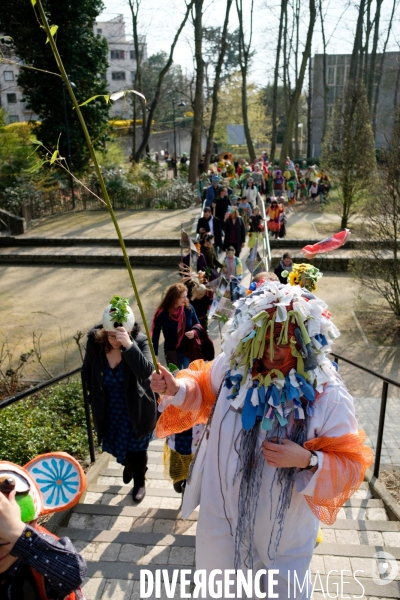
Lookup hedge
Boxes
[0,378,92,466]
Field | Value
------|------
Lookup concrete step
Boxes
[323,519,400,532]
[73,504,197,521]
[59,527,196,547]
[86,484,182,498]
[0,236,179,248]
[0,246,181,267]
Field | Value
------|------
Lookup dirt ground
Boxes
[1,265,400,399]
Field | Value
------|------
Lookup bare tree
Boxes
[318,0,328,141]
[270,0,287,162]
[203,0,233,170]
[134,1,194,163]
[279,0,316,168]
[188,0,205,185]
[128,0,143,159]
[349,0,366,81]
[353,106,400,320]
[372,0,397,136]
[236,0,256,162]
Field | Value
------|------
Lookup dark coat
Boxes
[196,215,223,248]
[223,216,246,250]
[274,262,289,284]
[213,196,231,223]
[82,326,157,443]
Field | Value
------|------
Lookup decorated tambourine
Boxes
[0,452,86,522]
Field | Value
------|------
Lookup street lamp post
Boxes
[62,81,76,208]
[172,97,177,177]
[298,123,304,157]
[172,97,186,178]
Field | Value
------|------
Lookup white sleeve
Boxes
[158,381,187,413]
[296,382,358,496]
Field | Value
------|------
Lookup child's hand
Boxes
[0,491,25,545]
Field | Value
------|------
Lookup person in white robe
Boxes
[151,281,373,600]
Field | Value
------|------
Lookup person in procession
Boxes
[150,277,372,599]
[223,207,246,257]
[83,296,158,502]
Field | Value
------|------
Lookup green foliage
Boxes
[140,52,189,130]
[0,0,110,173]
[126,159,168,190]
[0,379,91,464]
[0,112,41,203]
[158,180,197,209]
[322,81,377,229]
[205,72,271,147]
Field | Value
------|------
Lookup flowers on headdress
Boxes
[283,263,322,292]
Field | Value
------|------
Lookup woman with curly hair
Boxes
[151,283,201,493]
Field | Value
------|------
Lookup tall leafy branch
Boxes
[30,0,159,371]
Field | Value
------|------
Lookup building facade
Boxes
[93,15,147,118]
[0,41,39,123]
[310,52,400,157]
[0,16,146,123]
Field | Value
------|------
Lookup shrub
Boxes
[162,180,197,209]
[0,378,92,465]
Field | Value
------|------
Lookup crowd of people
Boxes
[196,151,331,240]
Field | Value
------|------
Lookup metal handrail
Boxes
[0,367,96,464]
[256,192,271,270]
[332,352,400,479]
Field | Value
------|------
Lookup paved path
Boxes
[65,440,400,599]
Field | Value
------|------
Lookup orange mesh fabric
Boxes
[156,359,215,438]
[303,430,373,525]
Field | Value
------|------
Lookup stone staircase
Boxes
[54,438,400,599]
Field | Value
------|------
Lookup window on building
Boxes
[335,86,343,102]
[7,93,17,103]
[130,50,135,60]
[327,66,335,86]
[112,71,126,81]
[327,86,335,104]
[97,28,102,34]
[111,50,125,59]
[131,71,136,80]
[7,115,19,123]
[336,65,345,86]
[4,71,14,81]
[327,106,334,121]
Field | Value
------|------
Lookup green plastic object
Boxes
[168,363,179,375]
[16,493,36,523]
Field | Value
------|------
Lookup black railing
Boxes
[332,352,400,478]
[21,186,185,228]
[0,367,95,464]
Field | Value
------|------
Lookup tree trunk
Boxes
[240,65,255,161]
[349,0,366,81]
[372,0,396,137]
[318,0,328,141]
[270,0,287,162]
[134,1,194,163]
[236,0,256,162]
[294,0,300,157]
[203,0,233,171]
[279,0,316,169]
[367,0,382,108]
[189,0,205,185]
[128,0,143,160]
